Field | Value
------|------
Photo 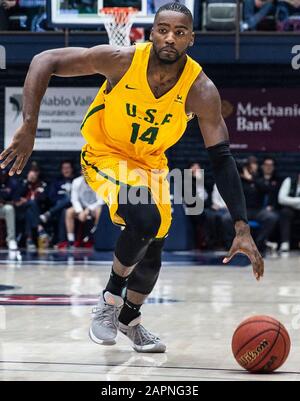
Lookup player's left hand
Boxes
[222,224,264,281]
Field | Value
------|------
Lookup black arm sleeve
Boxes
[207,140,248,224]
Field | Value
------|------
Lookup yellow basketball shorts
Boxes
[81,145,172,239]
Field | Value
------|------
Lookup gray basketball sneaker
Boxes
[89,291,124,345]
[118,316,166,353]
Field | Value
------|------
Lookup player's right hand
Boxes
[222,221,264,281]
[0,124,35,176]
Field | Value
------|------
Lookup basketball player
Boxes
[0,3,264,353]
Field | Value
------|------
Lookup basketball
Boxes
[232,316,291,373]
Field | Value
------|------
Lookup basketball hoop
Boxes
[100,7,138,47]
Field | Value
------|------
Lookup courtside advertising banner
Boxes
[5,87,98,151]
[6,87,300,152]
[220,88,300,152]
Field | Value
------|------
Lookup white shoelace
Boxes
[92,305,118,328]
[133,324,160,346]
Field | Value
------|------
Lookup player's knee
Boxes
[118,193,161,240]
[133,204,161,239]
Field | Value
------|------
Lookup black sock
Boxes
[118,299,142,325]
[105,268,129,297]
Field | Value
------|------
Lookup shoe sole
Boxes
[89,328,117,346]
[133,344,167,353]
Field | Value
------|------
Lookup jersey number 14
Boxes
[130,123,159,145]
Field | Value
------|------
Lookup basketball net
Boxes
[100,7,138,47]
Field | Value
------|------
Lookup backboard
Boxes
[48,0,197,28]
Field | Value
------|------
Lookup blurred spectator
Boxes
[241,0,275,31]
[15,166,48,250]
[148,0,181,13]
[184,163,211,249]
[221,162,279,252]
[257,157,281,210]
[11,0,47,31]
[256,157,282,250]
[0,0,16,30]
[246,155,259,176]
[148,0,156,13]
[40,160,74,224]
[206,184,229,249]
[40,160,75,246]
[213,184,229,244]
[211,183,227,211]
[277,0,300,22]
[65,174,104,248]
[186,163,209,208]
[0,168,18,250]
[278,173,300,252]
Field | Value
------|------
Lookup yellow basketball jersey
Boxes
[81,42,202,170]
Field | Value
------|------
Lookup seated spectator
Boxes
[15,165,48,250]
[0,0,16,30]
[40,160,74,224]
[278,172,300,252]
[11,0,46,31]
[256,158,281,210]
[277,0,300,28]
[207,183,230,249]
[246,155,259,176]
[256,157,282,248]
[40,160,75,246]
[221,162,279,252]
[183,163,211,249]
[65,174,104,248]
[0,168,18,250]
[241,0,275,31]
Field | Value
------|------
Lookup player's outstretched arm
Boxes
[0,45,129,176]
[187,73,264,281]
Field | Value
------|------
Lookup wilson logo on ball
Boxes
[239,339,270,367]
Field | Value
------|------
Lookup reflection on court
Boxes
[0,251,300,381]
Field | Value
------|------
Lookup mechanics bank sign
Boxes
[220,88,300,152]
[237,102,300,131]
[0,46,6,70]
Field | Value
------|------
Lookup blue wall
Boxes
[1,32,299,64]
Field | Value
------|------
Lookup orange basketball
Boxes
[232,316,291,373]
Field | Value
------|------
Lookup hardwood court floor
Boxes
[0,250,299,381]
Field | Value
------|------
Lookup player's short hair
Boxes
[154,2,193,25]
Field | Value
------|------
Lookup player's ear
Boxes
[149,28,154,42]
[189,32,195,47]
